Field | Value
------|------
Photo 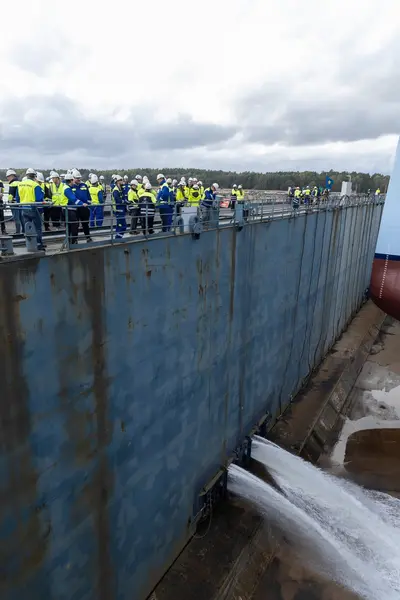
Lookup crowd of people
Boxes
[0,169,225,248]
[287,186,330,209]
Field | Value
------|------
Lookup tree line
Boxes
[0,168,389,192]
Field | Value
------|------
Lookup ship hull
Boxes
[370,253,400,320]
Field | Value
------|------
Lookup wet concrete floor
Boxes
[153,313,398,600]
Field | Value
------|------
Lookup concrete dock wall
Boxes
[0,202,382,600]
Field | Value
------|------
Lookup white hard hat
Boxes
[192,177,198,183]
[172,179,178,185]
[238,185,243,189]
[157,173,165,180]
[233,184,237,188]
[181,177,186,183]
[115,174,123,182]
[188,177,193,183]
[166,177,172,184]
[72,169,82,178]
[50,171,59,178]
[65,173,74,181]
[130,179,138,186]
[198,181,202,185]
[6,169,16,177]
[124,175,129,180]
[26,167,36,175]
[212,183,219,190]
[143,175,149,182]
[90,174,99,184]
[36,172,44,182]
[61,174,66,178]
[136,174,142,180]
[89,172,93,177]
[99,175,105,180]
[193,184,199,190]
[145,182,152,190]
[112,174,117,180]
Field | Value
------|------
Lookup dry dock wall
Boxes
[0,202,382,600]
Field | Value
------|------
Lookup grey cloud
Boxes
[0,94,237,163]
[236,36,400,146]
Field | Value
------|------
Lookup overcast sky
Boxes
[0,0,399,173]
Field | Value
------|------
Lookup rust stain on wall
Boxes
[0,265,47,586]
[80,249,114,600]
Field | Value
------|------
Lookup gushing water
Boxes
[228,436,400,599]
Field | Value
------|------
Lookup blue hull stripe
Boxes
[374,252,400,262]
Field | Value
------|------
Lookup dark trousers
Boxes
[159,204,173,232]
[22,207,43,247]
[43,206,52,231]
[77,206,91,238]
[140,215,154,235]
[115,212,127,237]
[0,203,6,233]
[67,209,79,244]
[129,207,140,233]
[50,206,64,228]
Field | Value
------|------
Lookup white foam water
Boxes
[228,436,400,599]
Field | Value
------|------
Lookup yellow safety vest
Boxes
[188,188,201,206]
[128,189,140,204]
[18,178,40,204]
[304,189,311,196]
[236,189,244,201]
[89,185,102,205]
[112,186,123,210]
[50,182,65,206]
[294,189,301,198]
[176,187,187,202]
[231,188,238,197]
[140,192,155,202]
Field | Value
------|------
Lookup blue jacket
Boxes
[201,187,216,208]
[156,180,174,205]
[71,182,91,204]
[64,185,84,207]
[113,187,127,213]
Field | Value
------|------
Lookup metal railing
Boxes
[0,193,385,257]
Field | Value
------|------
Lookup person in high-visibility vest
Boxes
[198,181,204,198]
[175,181,188,215]
[88,174,104,228]
[112,175,128,238]
[236,185,244,203]
[49,171,65,228]
[18,168,45,250]
[128,179,141,234]
[230,184,238,209]
[135,175,143,191]
[62,173,87,244]
[201,183,219,227]
[6,168,24,234]
[156,173,174,232]
[71,169,92,242]
[139,182,156,235]
[188,184,202,207]
[303,186,311,205]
